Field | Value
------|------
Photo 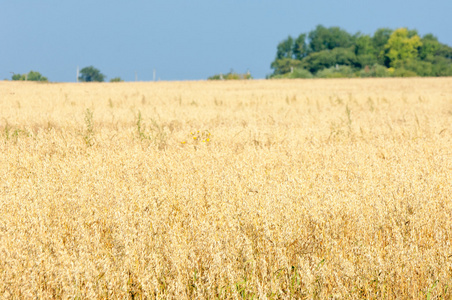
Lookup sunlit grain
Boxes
[1,78,451,298]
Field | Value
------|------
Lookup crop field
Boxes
[1,78,452,299]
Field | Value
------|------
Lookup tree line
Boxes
[269,25,452,78]
[8,25,452,82]
[9,66,123,82]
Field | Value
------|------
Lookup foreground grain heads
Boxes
[1,78,451,298]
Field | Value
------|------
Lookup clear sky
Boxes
[1,0,451,82]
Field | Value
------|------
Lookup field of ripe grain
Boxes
[1,78,452,299]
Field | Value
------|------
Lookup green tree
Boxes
[303,47,358,73]
[419,34,440,60]
[354,34,375,56]
[354,34,377,68]
[372,28,393,49]
[276,36,295,59]
[384,28,422,67]
[372,28,393,65]
[293,33,308,60]
[436,44,452,59]
[78,66,105,82]
[308,25,354,53]
[270,58,303,75]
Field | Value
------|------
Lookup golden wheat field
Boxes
[1,78,452,299]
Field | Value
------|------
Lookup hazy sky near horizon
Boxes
[1,0,451,82]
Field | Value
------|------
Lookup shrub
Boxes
[11,71,48,82]
[270,68,313,79]
[110,77,124,82]
[391,68,418,77]
[392,59,433,77]
[359,64,391,77]
[316,65,356,78]
[288,68,313,78]
[208,71,252,80]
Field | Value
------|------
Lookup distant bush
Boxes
[12,71,48,82]
[359,64,391,77]
[208,71,252,80]
[271,68,313,79]
[290,68,313,78]
[316,65,356,78]
[391,68,418,77]
[110,77,124,82]
[12,74,26,81]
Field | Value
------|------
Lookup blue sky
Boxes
[1,0,451,81]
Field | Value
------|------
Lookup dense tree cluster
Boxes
[270,25,452,78]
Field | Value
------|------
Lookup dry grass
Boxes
[1,78,452,299]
